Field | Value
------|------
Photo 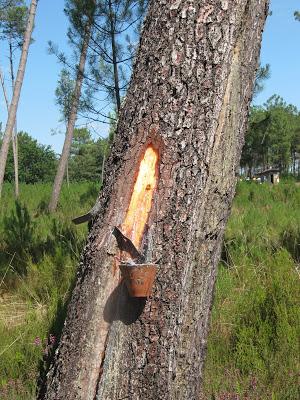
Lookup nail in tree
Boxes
[41,1,269,399]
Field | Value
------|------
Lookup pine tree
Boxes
[41,1,270,398]
[88,0,148,113]
[48,0,96,212]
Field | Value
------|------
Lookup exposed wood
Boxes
[41,1,269,399]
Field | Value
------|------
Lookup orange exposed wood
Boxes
[122,145,158,249]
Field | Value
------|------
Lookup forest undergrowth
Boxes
[0,181,299,399]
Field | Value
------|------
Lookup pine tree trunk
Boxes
[48,18,93,212]
[292,150,296,176]
[0,53,19,198]
[9,40,20,198]
[11,131,19,196]
[0,0,37,198]
[108,0,121,112]
[0,67,18,195]
[66,160,70,188]
[41,1,269,399]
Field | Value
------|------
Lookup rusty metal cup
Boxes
[119,263,157,297]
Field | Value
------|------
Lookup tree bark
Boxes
[0,68,10,113]
[41,1,269,399]
[108,0,121,112]
[9,39,20,198]
[48,17,93,212]
[0,61,19,198]
[0,0,37,198]
[0,59,19,198]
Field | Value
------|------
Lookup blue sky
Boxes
[0,0,299,154]
[0,0,71,154]
[255,0,300,108]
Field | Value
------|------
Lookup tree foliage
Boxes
[2,132,57,184]
[241,95,300,176]
[1,129,111,184]
[50,0,148,125]
[69,127,108,181]
[0,0,27,47]
[55,68,76,123]
[87,0,148,110]
[254,64,270,98]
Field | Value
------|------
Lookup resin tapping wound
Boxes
[122,145,159,250]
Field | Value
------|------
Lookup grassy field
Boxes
[0,182,98,399]
[0,181,299,399]
[203,181,300,399]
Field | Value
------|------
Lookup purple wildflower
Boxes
[34,336,41,346]
[49,334,56,345]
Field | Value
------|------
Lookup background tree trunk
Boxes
[41,1,269,399]
[0,63,19,198]
[108,0,121,112]
[0,0,37,198]
[48,19,92,212]
[9,39,20,198]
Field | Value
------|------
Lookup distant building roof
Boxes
[256,168,280,176]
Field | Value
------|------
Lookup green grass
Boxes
[203,182,300,400]
[0,181,299,399]
[0,182,98,399]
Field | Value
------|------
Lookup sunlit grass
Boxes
[0,182,99,399]
[0,181,299,399]
[203,181,300,400]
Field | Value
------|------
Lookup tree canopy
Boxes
[241,95,300,176]
[0,0,28,48]
[68,127,107,181]
[1,129,110,184]
[2,132,57,184]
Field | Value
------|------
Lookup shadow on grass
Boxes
[281,226,300,263]
[36,276,77,399]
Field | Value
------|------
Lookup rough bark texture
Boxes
[0,0,37,198]
[42,0,269,399]
[48,18,93,212]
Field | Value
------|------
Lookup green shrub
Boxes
[2,201,35,275]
